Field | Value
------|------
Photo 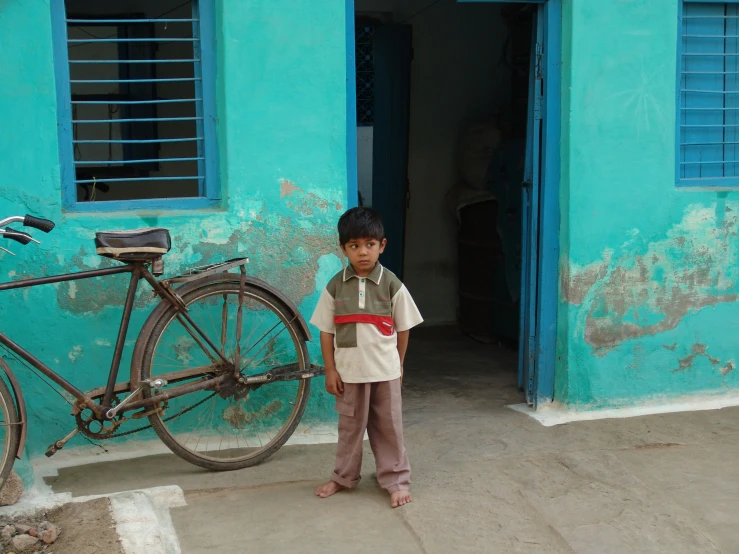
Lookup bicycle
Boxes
[0,214,325,487]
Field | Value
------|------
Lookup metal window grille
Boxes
[680,1,739,185]
[54,0,218,206]
[356,24,375,127]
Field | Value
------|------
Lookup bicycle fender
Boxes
[130,272,312,391]
[170,273,312,342]
[0,357,26,459]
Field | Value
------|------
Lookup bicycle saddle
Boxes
[95,228,172,261]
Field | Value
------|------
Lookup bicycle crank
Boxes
[45,428,79,458]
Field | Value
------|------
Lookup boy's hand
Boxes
[325,368,344,396]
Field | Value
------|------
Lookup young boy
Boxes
[311,207,423,508]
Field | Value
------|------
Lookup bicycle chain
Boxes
[93,392,218,440]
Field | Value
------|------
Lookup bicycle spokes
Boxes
[142,284,308,466]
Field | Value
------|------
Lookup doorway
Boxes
[349,0,560,408]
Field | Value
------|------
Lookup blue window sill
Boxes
[62,197,223,215]
[677,177,739,190]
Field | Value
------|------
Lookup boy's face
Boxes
[341,237,387,276]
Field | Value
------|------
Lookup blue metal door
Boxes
[372,25,412,279]
[518,6,544,405]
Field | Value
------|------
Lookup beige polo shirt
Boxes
[310,263,423,383]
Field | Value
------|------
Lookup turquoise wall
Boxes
[557,0,739,407]
[0,0,347,466]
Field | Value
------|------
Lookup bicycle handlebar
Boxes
[23,215,55,233]
[0,214,55,253]
[2,228,33,246]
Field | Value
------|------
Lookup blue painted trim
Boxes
[72,98,203,104]
[676,1,684,187]
[518,16,537,391]
[50,0,77,211]
[200,0,222,201]
[75,157,203,166]
[678,176,739,188]
[75,138,203,144]
[73,116,202,123]
[346,0,359,208]
[66,18,199,23]
[76,176,203,184]
[65,197,220,213]
[54,0,221,212]
[68,37,198,43]
[535,0,562,406]
[70,78,201,84]
[69,59,201,64]
[191,0,207,198]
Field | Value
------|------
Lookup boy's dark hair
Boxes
[338,207,385,245]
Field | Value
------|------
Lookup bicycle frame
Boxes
[0,262,236,421]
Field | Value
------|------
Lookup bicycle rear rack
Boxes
[165,257,250,284]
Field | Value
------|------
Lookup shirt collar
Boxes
[343,263,384,284]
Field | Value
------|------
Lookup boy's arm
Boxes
[320,331,344,396]
[391,285,423,386]
[309,286,343,396]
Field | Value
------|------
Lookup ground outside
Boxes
[23,327,739,553]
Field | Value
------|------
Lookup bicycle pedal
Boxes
[45,428,79,457]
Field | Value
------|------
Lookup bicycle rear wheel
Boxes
[0,363,20,488]
[138,280,310,471]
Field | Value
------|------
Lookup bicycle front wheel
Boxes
[138,280,310,471]
[0,362,20,487]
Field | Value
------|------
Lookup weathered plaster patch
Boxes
[68,346,83,364]
[190,213,342,308]
[720,361,735,376]
[55,248,147,315]
[279,179,299,197]
[672,343,720,373]
[562,259,608,305]
[278,178,336,217]
[567,204,739,353]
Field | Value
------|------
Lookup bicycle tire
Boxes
[138,280,311,471]
[0,373,20,489]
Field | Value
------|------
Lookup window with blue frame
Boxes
[51,0,219,209]
[679,1,739,187]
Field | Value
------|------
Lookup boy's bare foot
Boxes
[390,490,411,508]
[315,480,345,498]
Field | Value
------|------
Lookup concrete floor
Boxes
[48,327,739,553]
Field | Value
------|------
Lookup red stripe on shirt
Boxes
[334,314,395,336]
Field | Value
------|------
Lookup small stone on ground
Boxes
[10,534,39,551]
[0,473,23,507]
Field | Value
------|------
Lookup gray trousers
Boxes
[331,378,411,492]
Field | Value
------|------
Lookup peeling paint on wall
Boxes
[672,344,719,374]
[566,204,739,355]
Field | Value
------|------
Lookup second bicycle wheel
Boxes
[137,279,310,471]
[0,361,20,487]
